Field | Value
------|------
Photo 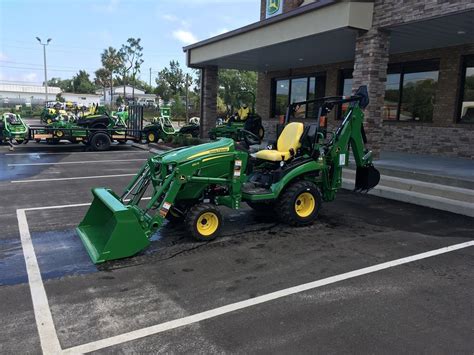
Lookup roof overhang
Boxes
[184,1,374,71]
[387,9,474,54]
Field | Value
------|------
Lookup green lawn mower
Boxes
[77,86,380,263]
[209,91,265,142]
[0,112,29,144]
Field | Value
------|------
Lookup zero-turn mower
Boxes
[209,91,265,141]
[0,112,29,144]
[77,86,380,263]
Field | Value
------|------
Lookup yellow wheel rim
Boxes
[148,132,155,142]
[56,130,63,137]
[196,212,219,236]
[46,118,52,124]
[295,192,315,218]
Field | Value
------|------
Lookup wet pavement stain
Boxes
[0,237,28,286]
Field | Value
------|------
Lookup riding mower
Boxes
[143,105,200,143]
[77,86,380,263]
[209,91,265,141]
[0,112,29,144]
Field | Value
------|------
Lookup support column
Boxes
[199,66,218,138]
[352,28,390,158]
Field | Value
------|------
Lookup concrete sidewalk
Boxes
[376,151,474,187]
[345,151,474,217]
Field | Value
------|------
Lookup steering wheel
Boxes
[240,129,261,148]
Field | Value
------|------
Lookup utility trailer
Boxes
[29,105,145,151]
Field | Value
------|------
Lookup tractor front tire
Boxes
[276,180,321,226]
[185,204,222,242]
[90,132,111,151]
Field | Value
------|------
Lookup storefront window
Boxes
[291,78,308,118]
[337,69,353,119]
[383,60,439,122]
[384,73,401,120]
[275,79,289,116]
[272,74,326,118]
[459,56,474,123]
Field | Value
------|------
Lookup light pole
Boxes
[36,37,51,103]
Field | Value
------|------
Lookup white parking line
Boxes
[62,240,474,354]
[11,173,136,183]
[16,209,62,354]
[5,151,148,156]
[24,197,151,211]
[16,203,474,354]
[8,158,146,166]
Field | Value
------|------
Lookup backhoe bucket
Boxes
[355,165,380,191]
[76,188,150,264]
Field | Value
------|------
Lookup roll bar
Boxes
[284,85,369,124]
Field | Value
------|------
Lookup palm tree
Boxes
[101,47,123,105]
[94,68,111,104]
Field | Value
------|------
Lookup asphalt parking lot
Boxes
[0,142,473,354]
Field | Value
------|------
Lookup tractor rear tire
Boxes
[146,130,158,143]
[185,204,222,242]
[276,180,321,226]
[90,132,111,151]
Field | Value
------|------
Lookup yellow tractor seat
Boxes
[237,106,250,120]
[254,122,304,162]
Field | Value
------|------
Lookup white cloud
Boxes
[161,13,190,27]
[0,52,8,61]
[93,0,119,13]
[172,30,198,45]
[209,28,229,37]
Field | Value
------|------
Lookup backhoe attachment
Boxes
[355,165,380,192]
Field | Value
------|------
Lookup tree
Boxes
[119,38,144,100]
[71,70,95,94]
[47,77,72,92]
[155,60,184,101]
[218,69,257,111]
[56,93,65,103]
[101,47,123,105]
[94,67,111,102]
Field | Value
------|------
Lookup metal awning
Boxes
[387,9,474,54]
[183,1,374,71]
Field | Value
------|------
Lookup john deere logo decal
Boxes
[266,0,282,17]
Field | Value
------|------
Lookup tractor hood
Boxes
[161,138,235,164]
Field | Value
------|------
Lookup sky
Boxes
[0,0,260,85]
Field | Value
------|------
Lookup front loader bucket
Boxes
[355,165,380,191]
[76,188,150,264]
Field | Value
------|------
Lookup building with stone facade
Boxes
[184,0,474,158]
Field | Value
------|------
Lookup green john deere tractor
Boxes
[0,112,29,144]
[209,91,265,142]
[143,105,200,143]
[77,86,380,263]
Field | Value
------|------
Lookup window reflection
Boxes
[275,79,289,116]
[460,56,474,123]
